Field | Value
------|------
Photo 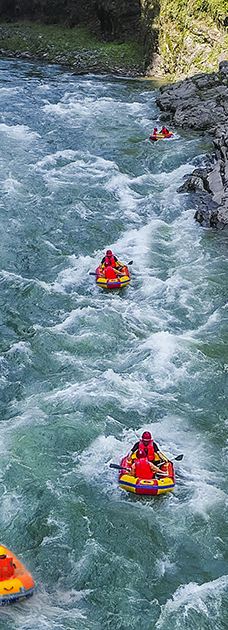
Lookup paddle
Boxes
[89,260,133,276]
[156,454,184,466]
[110,454,183,471]
[109,463,167,477]
[109,463,130,472]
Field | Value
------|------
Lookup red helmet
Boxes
[142,431,152,442]
[106,250,112,257]
[137,449,146,458]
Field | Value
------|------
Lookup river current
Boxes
[0,59,227,630]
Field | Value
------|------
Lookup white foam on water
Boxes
[38,150,121,195]
[77,434,122,482]
[43,94,144,125]
[43,367,176,415]
[0,86,19,95]
[188,484,227,520]
[0,123,40,141]
[35,149,79,170]
[0,407,48,433]
[0,269,65,295]
[0,587,89,628]
[6,340,32,358]
[52,254,95,293]
[141,330,184,386]
[41,514,69,546]
[2,175,23,195]
[105,170,142,214]
[155,575,228,629]
[0,488,23,526]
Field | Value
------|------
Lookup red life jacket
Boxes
[0,557,14,581]
[135,458,154,480]
[105,255,116,267]
[138,440,155,461]
[105,266,118,280]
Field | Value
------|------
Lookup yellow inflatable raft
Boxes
[118,452,175,496]
[95,264,131,290]
[0,544,35,605]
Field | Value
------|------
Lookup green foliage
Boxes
[160,0,228,26]
[191,0,228,25]
[158,0,228,78]
[0,22,144,71]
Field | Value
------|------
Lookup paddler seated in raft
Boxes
[160,126,170,137]
[128,431,167,464]
[104,264,124,280]
[131,449,166,479]
[101,249,123,270]
[149,127,158,140]
[0,554,15,581]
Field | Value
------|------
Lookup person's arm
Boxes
[127,442,138,465]
[131,442,139,454]
[131,462,136,476]
[149,462,166,475]
[154,442,168,462]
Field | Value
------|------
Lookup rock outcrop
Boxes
[157,61,228,228]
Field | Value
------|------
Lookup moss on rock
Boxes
[148,0,228,80]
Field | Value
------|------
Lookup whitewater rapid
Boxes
[0,59,227,630]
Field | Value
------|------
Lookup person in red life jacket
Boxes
[160,126,170,136]
[0,554,15,581]
[101,250,118,268]
[131,449,166,479]
[129,431,166,463]
[104,265,122,280]
[150,127,158,140]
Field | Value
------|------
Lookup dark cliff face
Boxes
[0,0,141,40]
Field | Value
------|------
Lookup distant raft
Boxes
[149,132,174,142]
[0,544,35,605]
[95,265,131,290]
[118,452,175,496]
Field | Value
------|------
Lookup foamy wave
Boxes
[0,123,40,141]
[43,94,143,124]
[156,575,228,629]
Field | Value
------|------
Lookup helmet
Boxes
[154,127,158,131]
[106,250,112,256]
[137,449,146,458]
[142,431,152,442]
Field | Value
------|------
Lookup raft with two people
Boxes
[90,249,132,290]
[110,431,183,496]
[149,126,174,142]
[0,544,35,605]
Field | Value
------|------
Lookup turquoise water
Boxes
[0,59,227,630]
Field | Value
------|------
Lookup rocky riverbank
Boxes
[156,61,228,228]
[0,22,144,76]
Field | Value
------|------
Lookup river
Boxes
[0,58,227,630]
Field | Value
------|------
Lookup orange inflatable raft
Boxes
[0,544,35,605]
[95,264,131,289]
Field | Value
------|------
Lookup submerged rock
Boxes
[157,62,228,228]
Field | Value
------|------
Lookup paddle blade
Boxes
[89,272,97,276]
[128,260,133,265]
[109,463,130,472]
[175,454,183,461]
[109,463,122,470]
